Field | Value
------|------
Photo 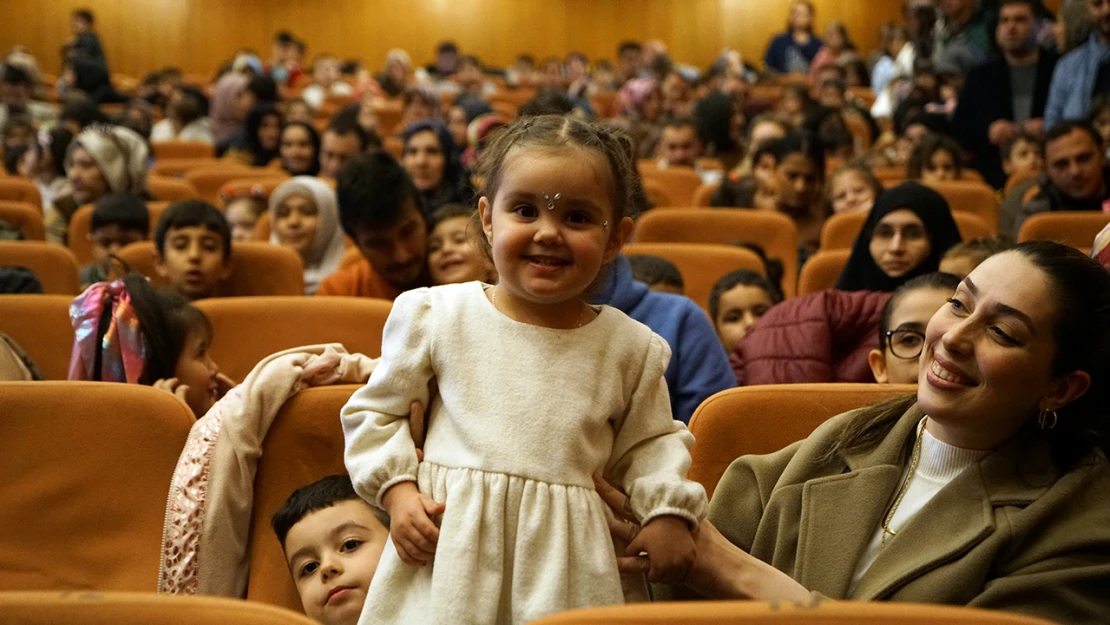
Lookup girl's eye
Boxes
[298,561,318,578]
[341,539,363,552]
[566,211,592,225]
[513,205,538,219]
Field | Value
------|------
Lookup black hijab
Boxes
[242,104,282,167]
[279,121,322,177]
[835,181,962,292]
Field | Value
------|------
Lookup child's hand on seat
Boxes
[625,515,696,584]
[382,481,445,566]
[153,377,190,403]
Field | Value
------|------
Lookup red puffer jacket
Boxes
[730,289,892,386]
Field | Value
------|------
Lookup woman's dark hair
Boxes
[877,271,960,350]
[244,103,283,166]
[824,242,1110,473]
[246,74,279,104]
[116,272,213,385]
[907,133,964,179]
[172,86,209,123]
[40,127,75,177]
[2,144,29,175]
[711,174,761,208]
[767,131,826,182]
[279,121,322,176]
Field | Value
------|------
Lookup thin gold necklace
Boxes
[491,288,585,328]
[881,419,928,548]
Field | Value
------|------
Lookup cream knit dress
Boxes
[342,282,707,625]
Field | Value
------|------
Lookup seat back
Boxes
[66,202,170,266]
[149,157,225,178]
[797,249,851,295]
[926,180,999,232]
[115,241,305,297]
[217,177,289,206]
[622,243,764,314]
[692,182,718,207]
[1017,211,1110,250]
[638,165,704,206]
[689,384,916,498]
[147,175,200,202]
[0,591,318,625]
[529,600,1057,624]
[0,200,45,240]
[635,209,799,297]
[245,385,359,612]
[0,241,79,294]
[195,297,390,381]
[151,140,217,160]
[0,178,42,207]
[184,167,287,203]
[0,382,195,591]
[0,295,74,380]
[819,210,994,250]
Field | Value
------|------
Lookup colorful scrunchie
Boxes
[67,279,147,383]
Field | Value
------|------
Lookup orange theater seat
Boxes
[151,140,217,160]
[819,210,993,250]
[692,182,719,207]
[926,180,999,233]
[0,295,74,380]
[0,178,42,207]
[634,209,799,297]
[0,382,195,591]
[797,249,851,295]
[0,591,318,625]
[383,136,403,159]
[115,241,304,297]
[67,202,170,266]
[246,385,359,612]
[0,200,45,240]
[622,242,764,314]
[195,296,391,382]
[0,241,79,294]
[1017,211,1110,250]
[149,157,226,178]
[184,166,288,204]
[147,175,200,202]
[688,384,916,498]
[638,165,704,207]
[529,599,1055,625]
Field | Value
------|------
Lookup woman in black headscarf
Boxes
[223,103,283,167]
[835,181,962,292]
[693,92,745,169]
[400,119,472,217]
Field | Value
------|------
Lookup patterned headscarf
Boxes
[1093,222,1110,269]
[68,279,147,383]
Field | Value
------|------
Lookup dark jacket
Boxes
[952,52,1058,188]
[729,289,890,386]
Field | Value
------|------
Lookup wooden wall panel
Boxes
[0,0,903,80]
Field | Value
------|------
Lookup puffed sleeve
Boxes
[342,288,435,509]
[606,333,708,528]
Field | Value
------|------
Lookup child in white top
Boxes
[341,115,707,625]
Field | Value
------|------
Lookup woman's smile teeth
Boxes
[931,359,972,386]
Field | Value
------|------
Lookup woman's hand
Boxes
[594,473,810,603]
[382,481,445,566]
[625,515,696,584]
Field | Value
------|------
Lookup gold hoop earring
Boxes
[1038,407,1058,430]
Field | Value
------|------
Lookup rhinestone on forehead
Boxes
[541,192,561,210]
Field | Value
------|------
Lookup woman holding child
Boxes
[600,241,1110,623]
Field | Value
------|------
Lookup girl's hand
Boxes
[625,515,696,584]
[381,482,445,566]
[153,377,190,404]
[214,373,236,399]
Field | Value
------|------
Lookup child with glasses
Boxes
[868,272,961,385]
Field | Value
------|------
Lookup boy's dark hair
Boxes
[271,474,362,549]
[60,101,109,130]
[627,254,684,289]
[43,127,75,177]
[336,149,423,236]
[1045,119,1103,149]
[437,41,459,55]
[72,8,94,25]
[429,203,475,231]
[708,269,782,321]
[618,41,642,56]
[907,133,964,179]
[247,75,279,104]
[1001,132,1043,161]
[877,272,961,349]
[326,116,380,151]
[339,59,361,75]
[274,30,295,45]
[766,132,826,181]
[154,199,232,259]
[2,64,32,88]
[91,193,149,233]
[2,143,28,175]
[711,174,760,208]
[114,272,212,385]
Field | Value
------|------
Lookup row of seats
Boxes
[0,294,391,381]
[0,381,930,614]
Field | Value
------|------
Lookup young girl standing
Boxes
[342,116,707,625]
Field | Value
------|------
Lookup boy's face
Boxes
[90,225,146,268]
[1004,138,1044,177]
[284,500,388,625]
[155,226,231,300]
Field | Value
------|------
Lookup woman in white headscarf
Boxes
[268,177,347,295]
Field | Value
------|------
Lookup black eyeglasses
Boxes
[885,328,926,360]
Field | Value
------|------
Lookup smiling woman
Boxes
[269,176,347,294]
[600,240,1110,624]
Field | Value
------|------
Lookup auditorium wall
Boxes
[0,0,906,79]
